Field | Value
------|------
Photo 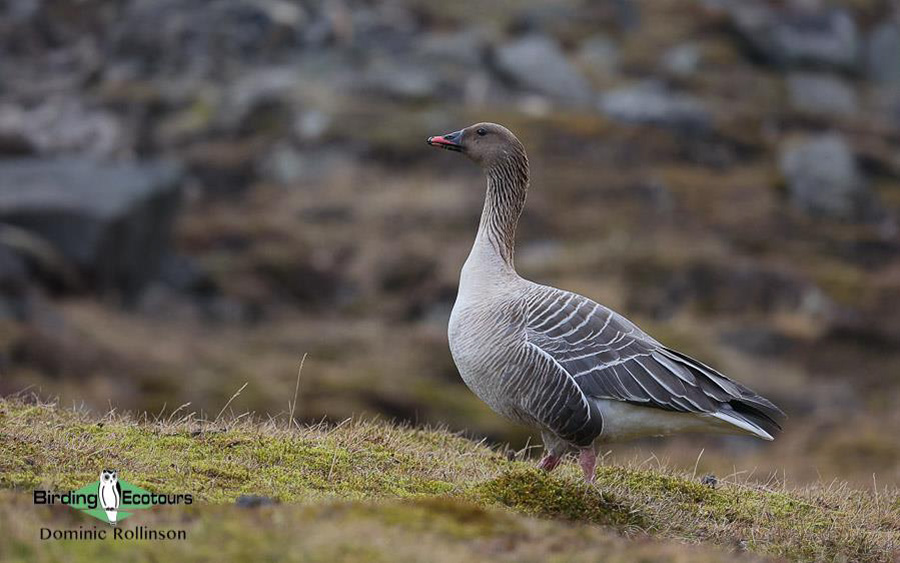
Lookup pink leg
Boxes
[537,453,561,473]
[579,448,597,483]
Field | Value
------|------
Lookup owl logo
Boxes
[98,469,122,526]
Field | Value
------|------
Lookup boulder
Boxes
[661,43,701,77]
[0,157,183,300]
[0,99,126,158]
[866,22,900,84]
[110,0,308,76]
[787,72,857,116]
[779,134,869,220]
[599,82,711,130]
[260,144,344,185]
[729,4,860,71]
[358,58,440,102]
[492,34,594,105]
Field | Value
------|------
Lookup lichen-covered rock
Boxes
[0,157,183,300]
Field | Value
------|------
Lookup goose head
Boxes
[427,122,525,169]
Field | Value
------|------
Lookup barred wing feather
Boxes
[524,288,784,439]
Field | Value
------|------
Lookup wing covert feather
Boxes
[523,287,783,438]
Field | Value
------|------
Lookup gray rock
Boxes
[260,144,344,185]
[599,82,711,130]
[348,3,419,54]
[294,110,332,143]
[779,134,868,220]
[787,72,857,116]
[662,43,701,76]
[111,0,308,76]
[511,4,583,36]
[3,0,40,23]
[866,22,900,84]
[359,59,439,102]
[614,0,640,31]
[867,86,900,128]
[0,158,183,299]
[492,35,593,105]
[0,99,127,158]
[729,4,860,71]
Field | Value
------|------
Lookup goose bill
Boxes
[426,134,464,152]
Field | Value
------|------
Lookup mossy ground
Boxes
[1,397,897,562]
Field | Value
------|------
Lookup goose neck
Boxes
[474,154,529,270]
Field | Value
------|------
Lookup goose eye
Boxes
[476,128,487,136]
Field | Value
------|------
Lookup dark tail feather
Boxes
[662,346,786,436]
[729,398,784,439]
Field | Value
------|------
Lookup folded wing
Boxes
[524,287,784,440]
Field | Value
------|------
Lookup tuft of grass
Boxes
[473,468,647,529]
[1,396,897,562]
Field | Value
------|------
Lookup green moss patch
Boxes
[0,397,897,562]
[473,468,646,529]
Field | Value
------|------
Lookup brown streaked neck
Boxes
[475,150,529,271]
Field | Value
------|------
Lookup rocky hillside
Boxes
[0,0,899,488]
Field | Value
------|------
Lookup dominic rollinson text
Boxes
[41,526,186,540]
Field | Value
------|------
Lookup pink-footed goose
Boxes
[427,122,784,483]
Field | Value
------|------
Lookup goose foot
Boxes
[579,448,597,484]
[537,454,561,473]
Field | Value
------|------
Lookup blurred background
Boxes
[1,0,898,487]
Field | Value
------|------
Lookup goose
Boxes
[427,122,784,483]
